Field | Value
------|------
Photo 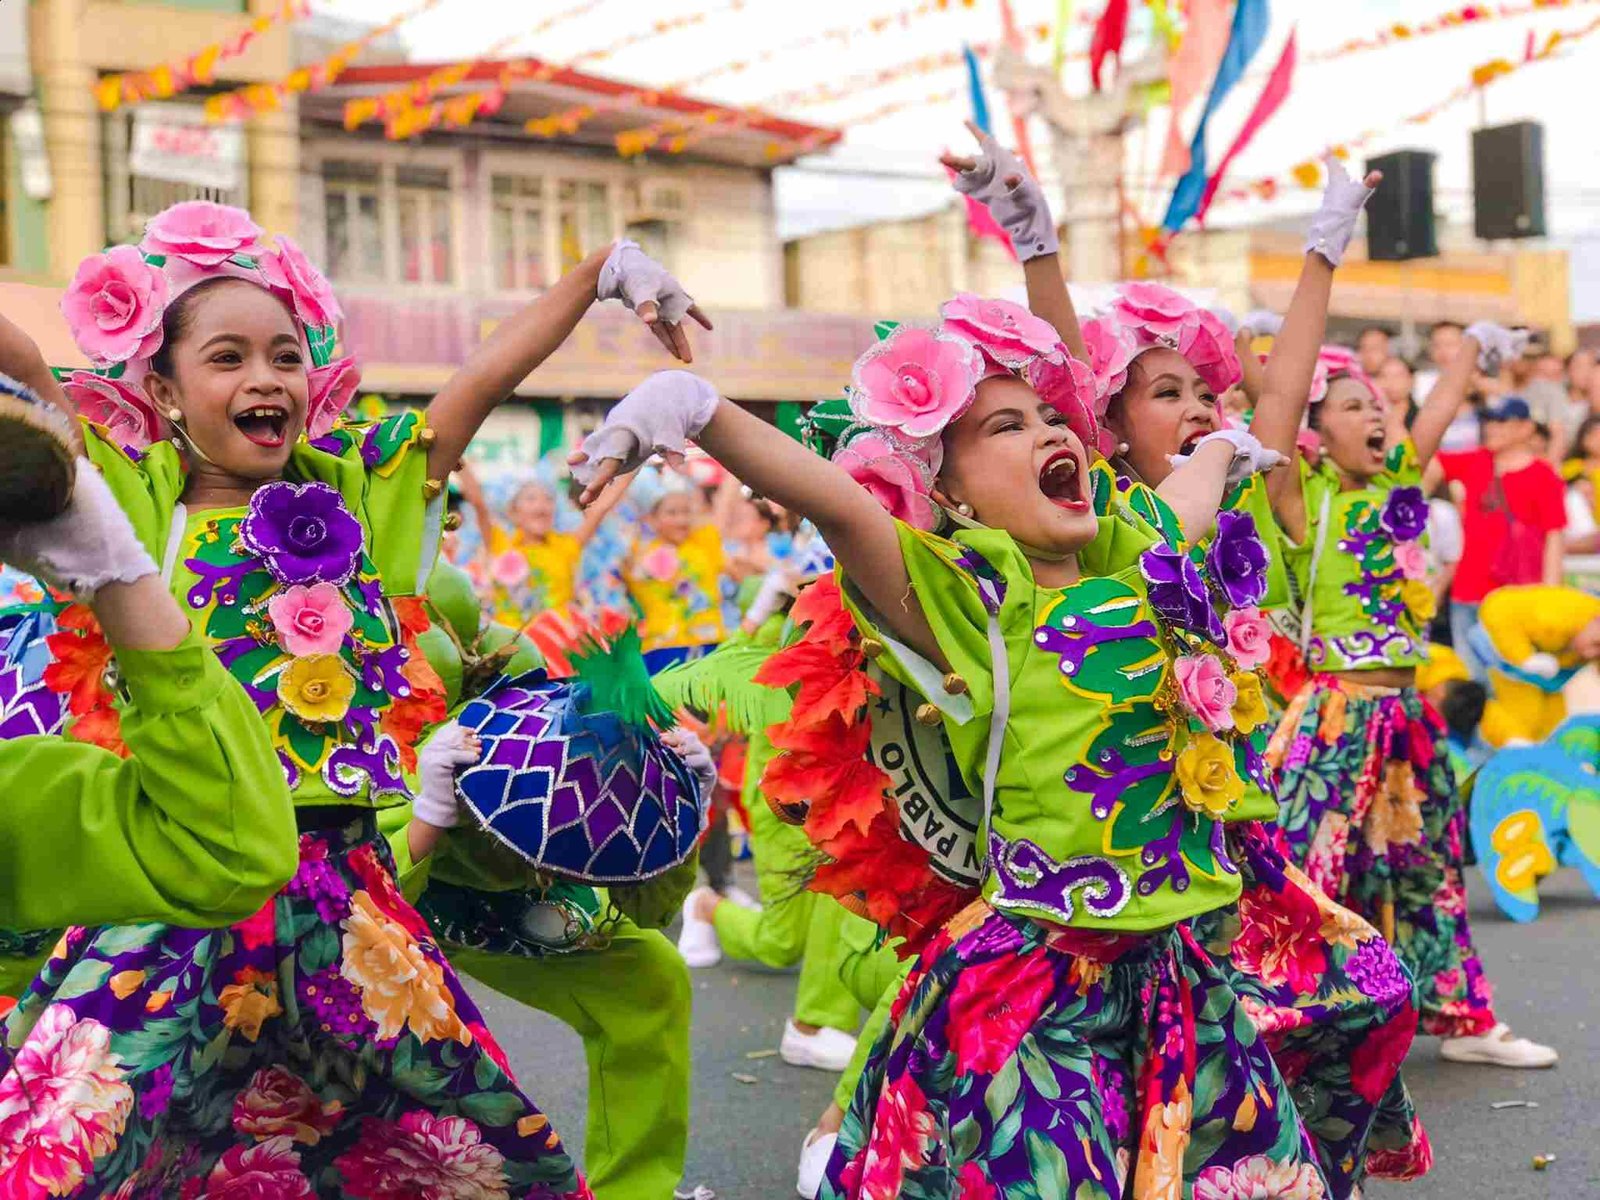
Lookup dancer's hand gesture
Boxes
[940,120,1058,261]
[1304,157,1381,267]
[598,240,713,363]
[569,370,721,505]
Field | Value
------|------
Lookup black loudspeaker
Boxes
[1365,150,1438,261]
[1473,121,1545,240]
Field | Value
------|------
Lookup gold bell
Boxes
[419,427,437,448]
[859,637,885,660]
[443,511,462,531]
[942,673,968,696]
[422,478,445,500]
[914,703,942,727]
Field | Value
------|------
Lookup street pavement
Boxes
[469,864,1599,1200]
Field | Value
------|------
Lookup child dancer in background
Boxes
[1268,318,1558,1067]
[0,208,703,1194]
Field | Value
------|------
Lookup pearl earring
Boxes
[1116,441,1130,455]
[956,502,974,517]
[166,407,184,425]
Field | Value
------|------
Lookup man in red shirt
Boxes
[1432,396,1567,677]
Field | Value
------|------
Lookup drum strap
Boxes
[979,611,1008,869]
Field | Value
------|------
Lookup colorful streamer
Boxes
[1196,29,1297,224]
[1160,0,1233,176]
[203,0,440,124]
[1089,0,1131,90]
[1304,0,1600,64]
[963,44,992,132]
[1160,0,1271,233]
[95,2,309,112]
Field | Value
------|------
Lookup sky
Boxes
[318,0,1600,310]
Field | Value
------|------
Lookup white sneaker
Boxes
[1439,1023,1558,1068]
[780,1019,857,1072]
[677,887,722,969]
[724,885,761,911]
[796,1128,838,1199]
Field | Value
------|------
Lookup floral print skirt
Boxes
[0,816,588,1199]
[1269,676,1497,1038]
[822,900,1329,1200]
[1192,822,1431,1196]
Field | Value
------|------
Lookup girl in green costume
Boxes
[1266,320,1558,1070]
[570,274,1327,1199]
[977,143,1434,1192]
[0,203,702,1197]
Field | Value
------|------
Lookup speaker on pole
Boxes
[1365,150,1438,261]
[1473,121,1546,241]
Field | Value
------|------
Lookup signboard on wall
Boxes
[130,106,245,192]
[0,2,29,98]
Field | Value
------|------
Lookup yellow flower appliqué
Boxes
[1175,733,1245,818]
[1400,578,1436,624]
[340,891,470,1045]
[218,967,283,1042]
[278,653,355,723]
[1230,672,1269,736]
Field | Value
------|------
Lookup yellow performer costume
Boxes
[1475,584,1600,746]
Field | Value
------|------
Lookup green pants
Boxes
[713,792,882,1032]
[831,920,912,1111]
[447,918,692,1200]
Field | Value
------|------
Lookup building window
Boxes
[323,160,383,283]
[557,180,612,271]
[490,175,548,291]
[321,157,456,287]
[103,103,248,246]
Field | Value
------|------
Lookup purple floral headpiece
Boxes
[58,200,359,449]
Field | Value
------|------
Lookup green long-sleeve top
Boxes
[0,628,298,930]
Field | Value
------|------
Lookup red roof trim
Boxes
[329,60,841,146]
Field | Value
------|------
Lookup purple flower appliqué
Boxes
[1205,510,1270,610]
[1379,485,1428,543]
[1140,542,1224,644]
[238,481,364,587]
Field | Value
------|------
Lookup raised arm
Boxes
[453,459,499,546]
[942,122,1085,362]
[570,372,939,665]
[572,467,638,546]
[424,244,709,479]
[1155,430,1282,541]
[1411,323,1520,469]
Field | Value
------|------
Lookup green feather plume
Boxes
[654,634,793,735]
[570,626,676,730]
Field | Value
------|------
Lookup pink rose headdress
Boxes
[1089,282,1243,405]
[1309,344,1380,408]
[59,200,358,448]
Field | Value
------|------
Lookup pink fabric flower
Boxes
[232,1067,343,1146]
[1024,354,1110,456]
[1393,540,1427,581]
[267,582,355,657]
[1224,607,1274,671]
[1312,344,1380,407]
[61,370,162,450]
[140,200,263,268]
[1194,1154,1327,1200]
[1349,1002,1417,1106]
[259,235,342,330]
[1080,316,1139,404]
[833,433,938,530]
[491,550,532,588]
[637,545,680,582]
[1229,882,1328,995]
[850,325,981,440]
[955,1161,998,1200]
[944,950,1055,1076]
[939,294,1062,369]
[60,245,170,366]
[1174,654,1238,732]
[857,1075,937,1200]
[0,1005,134,1197]
[194,1136,316,1199]
[334,1111,511,1200]
[1181,309,1244,396]
[1111,281,1200,340]
[305,357,360,439]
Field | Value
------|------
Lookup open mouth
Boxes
[1038,449,1089,511]
[1365,430,1386,456]
[1179,430,1207,455]
[234,405,290,449]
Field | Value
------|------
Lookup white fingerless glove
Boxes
[950,128,1059,260]
[571,370,721,487]
[1167,429,1286,487]
[0,459,156,597]
[1520,652,1562,680]
[1242,310,1284,338]
[1304,158,1376,267]
[413,722,482,828]
[1465,321,1529,375]
[741,567,794,632]
[597,239,697,326]
[664,727,719,804]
